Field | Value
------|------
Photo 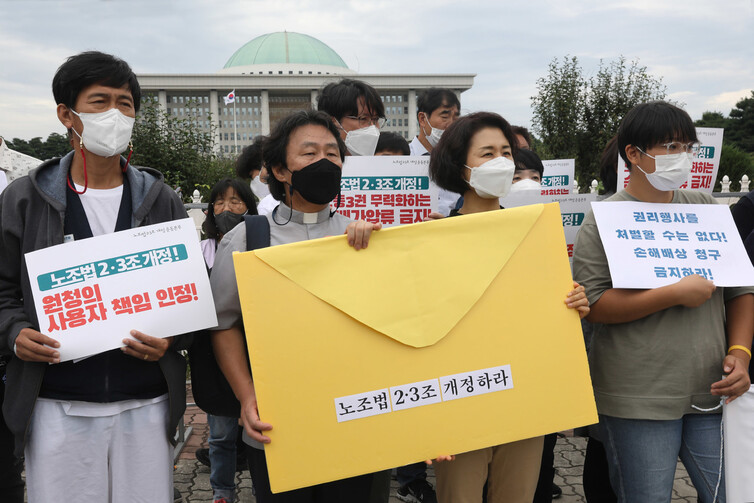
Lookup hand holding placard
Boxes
[673,274,716,308]
[14,328,60,364]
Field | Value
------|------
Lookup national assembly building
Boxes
[137,32,475,154]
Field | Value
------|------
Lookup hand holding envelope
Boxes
[233,203,597,493]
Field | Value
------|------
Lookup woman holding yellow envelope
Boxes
[428,111,590,503]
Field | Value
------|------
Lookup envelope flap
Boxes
[253,204,545,347]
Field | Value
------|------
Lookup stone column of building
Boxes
[261,90,270,135]
[310,90,318,110]
[157,91,167,127]
[407,89,417,140]
[209,90,220,152]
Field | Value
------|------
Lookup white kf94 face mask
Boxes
[344,124,380,156]
[635,149,693,192]
[422,114,444,148]
[510,178,542,192]
[71,108,135,157]
[465,156,516,199]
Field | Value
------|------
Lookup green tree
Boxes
[131,99,233,201]
[694,111,729,130]
[531,56,666,190]
[530,56,584,162]
[695,92,754,191]
[727,91,754,153]
[713,143,754,192]
[6,132,72,160]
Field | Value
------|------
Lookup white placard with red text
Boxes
[499,193,597,265]
[331,156,439,227]
[541,159,575,196]
[617,128,724,193]
[591,201,754,288]
[25,218,217,361]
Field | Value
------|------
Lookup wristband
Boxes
[728,345,752,359]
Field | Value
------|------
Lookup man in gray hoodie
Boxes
[0,51,188,502]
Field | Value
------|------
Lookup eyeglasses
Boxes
[212,197,246,212]
[658,142,702,155]
[344,115,387,129]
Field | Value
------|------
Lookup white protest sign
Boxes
[541,159,575,195]
[591,202,754,288]
[500,192,597,264]
[617,127,724,193]
[332,156,439,227]
[25,218,217,361]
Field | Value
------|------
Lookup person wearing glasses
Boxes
[573,101,754,502]
[317,79,386,156]
[196,178,257,503]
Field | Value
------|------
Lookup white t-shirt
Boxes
[59,182,168,413]
[73,183,123,236]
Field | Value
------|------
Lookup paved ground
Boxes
[176,385,702,502]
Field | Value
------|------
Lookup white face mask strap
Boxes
[421,112,432,136]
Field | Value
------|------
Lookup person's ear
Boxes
[418,112,430,133]
[271,165,288,183]
[57,104,75,131]
[625,144,642,168]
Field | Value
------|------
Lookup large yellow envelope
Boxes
[233,202,596,493]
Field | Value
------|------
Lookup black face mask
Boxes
[214,211,245,235]
[289,158,342,205]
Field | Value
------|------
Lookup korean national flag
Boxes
[224,90,236,105]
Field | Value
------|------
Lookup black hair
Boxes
[375,132,410,155]
[599,135,619,194]
[235,135,265,179]
[202,178,258,240]
[52,51,141,113]
[416,88,460,120]
[263,110,346,201]
[317,79,385,123]
[617,101,697,169]
[511,126,532,148]
[430,112,519,195]
[514,148,544,177]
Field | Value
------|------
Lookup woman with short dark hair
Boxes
[429,112,589,503]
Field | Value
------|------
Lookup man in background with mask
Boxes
[317,79,386,157]
[410,88,461,219]
[0,51,189,502]
[409,88,460,157]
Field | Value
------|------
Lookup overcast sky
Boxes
[1,0,752,141]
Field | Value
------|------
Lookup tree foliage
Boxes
[131,99,234,201]
[531,56,666,189]
[696,91,754,153]
[695,91,754,192]
[6,132,72,160]
[716,143,754,192]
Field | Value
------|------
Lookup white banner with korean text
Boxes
[541,159,575,196]
[617,127,724,193]
[591,202,754,288]
[332,156,439,227]
[25,218,217,361]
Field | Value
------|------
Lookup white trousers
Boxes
[25,398,173,503]
[724,384,754,503]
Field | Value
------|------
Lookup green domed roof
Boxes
[223,32,349,69]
